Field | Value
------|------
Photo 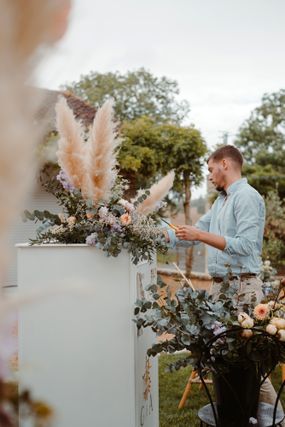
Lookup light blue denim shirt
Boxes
[168,178,265,277]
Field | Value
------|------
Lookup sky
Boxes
[38,0,285,197]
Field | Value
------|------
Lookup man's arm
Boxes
[176,192,265,256]
[164,208,213,248]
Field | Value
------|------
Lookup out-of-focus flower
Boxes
[253,304,270,321]
[86,212,94,220]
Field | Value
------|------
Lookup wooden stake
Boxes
[172,262,195,291]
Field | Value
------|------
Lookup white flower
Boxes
[266,324,277,335]
[241,317,254,329]
[264,260,271,267]
[98,206,109,218]
[278,330,285,342]
[270,317,285,329]
[238,312,249,324]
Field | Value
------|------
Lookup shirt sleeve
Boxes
[223,192,265,257]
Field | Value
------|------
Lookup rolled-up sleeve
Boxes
[223,193,265,256]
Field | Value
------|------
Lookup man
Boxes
[166,145,283,417]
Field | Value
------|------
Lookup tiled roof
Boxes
[35,88,96,132]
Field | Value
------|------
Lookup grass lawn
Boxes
[159,353,285,427]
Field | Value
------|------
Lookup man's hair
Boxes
[207,145,243,168]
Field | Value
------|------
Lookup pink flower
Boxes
[120,213,132,226]
[253,304,270,321]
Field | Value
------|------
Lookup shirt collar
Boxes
[226,177,247,195]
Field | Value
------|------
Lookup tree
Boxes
[235,89,285,198]
[64,68,190,124]
[120,117,207,276]
[263,191,285,271]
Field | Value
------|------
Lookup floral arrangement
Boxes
[134,275,285,374]
[23,98,174,264]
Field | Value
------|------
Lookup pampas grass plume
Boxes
[136,171,175,215]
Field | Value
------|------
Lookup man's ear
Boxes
[221,158,228,170]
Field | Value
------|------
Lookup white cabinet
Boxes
[17,244,158,427]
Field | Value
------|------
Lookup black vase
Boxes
[212,363,261,427]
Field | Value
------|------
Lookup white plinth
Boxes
[17,244,158,427]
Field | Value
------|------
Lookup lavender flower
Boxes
[111,223,123,232]
[56,169,76,192]
[212,321,227,336]
[86,233,98,246]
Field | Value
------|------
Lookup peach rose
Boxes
[120,213,132,226]
[253,304,270,321]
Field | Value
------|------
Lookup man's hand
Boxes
[176,226,200,241]
[176,226,226,251]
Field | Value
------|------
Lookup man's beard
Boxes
[216,186,224,192]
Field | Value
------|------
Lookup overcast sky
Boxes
[38,0,285,196]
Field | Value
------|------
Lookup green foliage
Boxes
[263,190,285,268]
[64,68,190,124]
[119,116,207,195]
[235,89,285,198]
[134,276,285,374]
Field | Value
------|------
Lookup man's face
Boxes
[207,158,226,191]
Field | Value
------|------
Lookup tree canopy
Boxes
[235,89,285,198]
[64,68,190,124]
